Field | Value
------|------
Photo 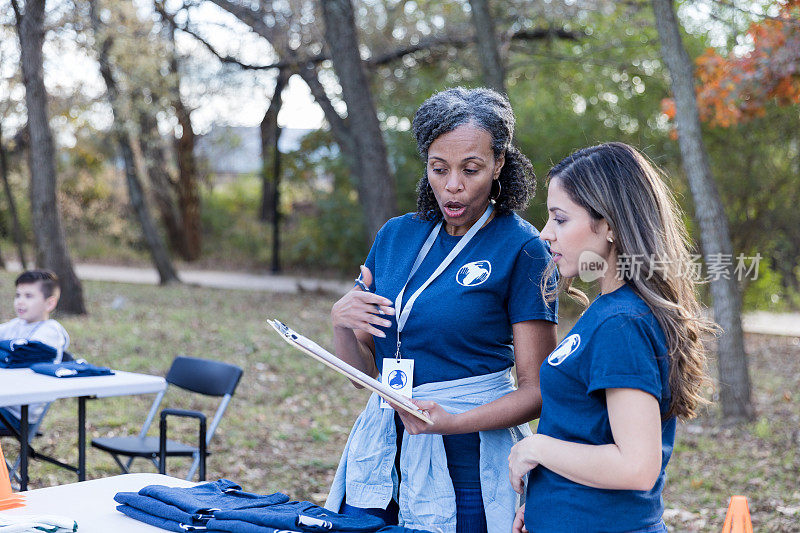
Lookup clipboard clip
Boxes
[269,319,298,340]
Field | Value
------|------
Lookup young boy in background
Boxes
[0,270,70,431]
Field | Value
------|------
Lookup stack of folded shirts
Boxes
[115,480,432,532]
[0,340,59,368]
[30,361,114,378]
[116,479,289,532]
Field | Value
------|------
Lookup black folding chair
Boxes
[91,356,243,481]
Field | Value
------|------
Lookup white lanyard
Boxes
[393,203,494,359]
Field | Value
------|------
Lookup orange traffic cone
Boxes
[721,495,753,533]
[0,440,25,510]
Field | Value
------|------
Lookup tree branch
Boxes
[172,2,585,72]
[296,62,354,155]
[10,0,22,26]
[156,2,286,70]
[206,0,277,42]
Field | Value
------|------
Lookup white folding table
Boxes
[0,368,166,490]
[0,473,195,532]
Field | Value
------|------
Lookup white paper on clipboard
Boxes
[267,319,433,425]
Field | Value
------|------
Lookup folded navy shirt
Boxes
[138,479,289,514]
[0,340,59,368]
[115,480,290,529]
[208,501,385,532]
[115,492,200,527]
[30,361,114,378]
[116,504,187,533]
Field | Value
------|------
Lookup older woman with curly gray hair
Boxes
[326,87,558,533]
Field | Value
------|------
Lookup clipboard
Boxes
[267,319,433,425]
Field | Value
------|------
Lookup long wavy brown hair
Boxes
[542,142,715,420]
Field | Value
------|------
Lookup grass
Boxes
[663,334,800,532]
[1,271,798,531]
[0,271,361,502]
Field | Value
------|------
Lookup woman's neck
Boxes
[598,269,625,295]
[444,204,495,236]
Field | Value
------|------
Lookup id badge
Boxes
[380,358,414,409]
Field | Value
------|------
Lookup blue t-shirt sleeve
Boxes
[507,237,558,324]
[586,314,663,400]
[362,225,383,293]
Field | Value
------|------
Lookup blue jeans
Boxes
[341,486,487,533]
[340,411,488,533]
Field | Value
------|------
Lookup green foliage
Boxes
[752,416,773,440]
[288,188,368,272]
[201,176,272,264]
[703,104,800,301]
[383,127,425,215]
[283,131,369,270]
[742,261,800,312]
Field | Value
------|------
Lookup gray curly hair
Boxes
[411,87,535,220]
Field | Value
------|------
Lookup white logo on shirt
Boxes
[456,260,491,287]
[547,334,581,366]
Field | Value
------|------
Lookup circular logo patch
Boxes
[547,334,581,366]
[456,260,492,287]
[388,369,407,389]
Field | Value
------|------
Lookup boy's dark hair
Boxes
[15,270,60,299]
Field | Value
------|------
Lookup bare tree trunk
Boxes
[296,63,355,158]
[652,0,752,423]
[90,0,179,285]
[207,0,394,240]
[0,122,27,269]
[204,0,367,237]
[320,0,397,240]
[137,105,184,253]
[271,124,282,273]
[12,0,85,314]
[259,67,289,222]
[468,0,506,94]
[167,25,201,262]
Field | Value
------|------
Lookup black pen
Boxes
[355,275,384,314]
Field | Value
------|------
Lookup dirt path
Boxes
[5,261,799,336]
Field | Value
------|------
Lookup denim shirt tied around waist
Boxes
[324,369,532,533]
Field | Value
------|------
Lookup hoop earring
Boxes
[490,179,502,202]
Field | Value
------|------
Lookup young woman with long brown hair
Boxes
[508,142,714,532]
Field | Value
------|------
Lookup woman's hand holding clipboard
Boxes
[267,319,433,425]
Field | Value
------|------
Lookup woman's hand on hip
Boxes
[508,435,541,494]
[394,399,457,435]
[331,265,395,337]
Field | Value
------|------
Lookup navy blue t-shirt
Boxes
[525,284,674,532]
[363,212,558,488]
